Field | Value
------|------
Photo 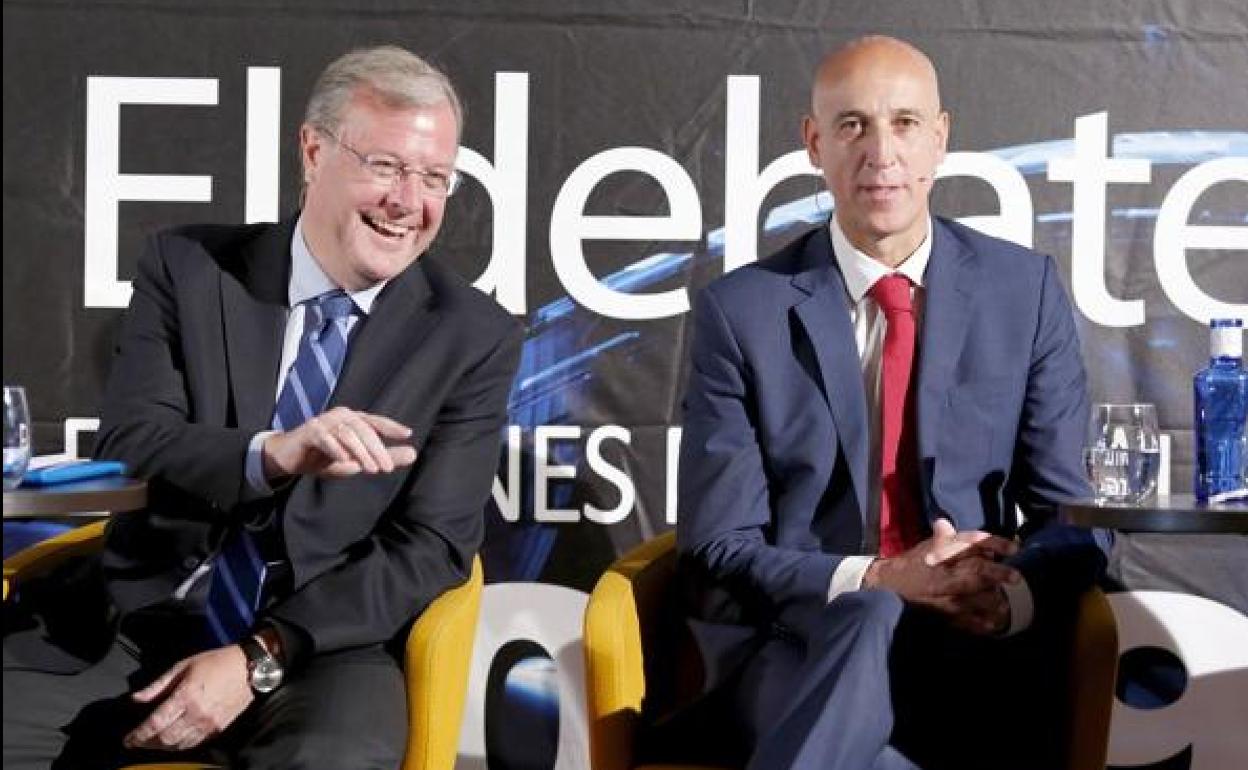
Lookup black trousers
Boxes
[3,571,407,770]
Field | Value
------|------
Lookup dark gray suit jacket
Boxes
[95,216,522,658]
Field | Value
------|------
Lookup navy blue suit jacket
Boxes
[677,217,1103,689]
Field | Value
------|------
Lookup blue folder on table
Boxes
[20,459,128,487]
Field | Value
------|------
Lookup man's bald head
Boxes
[811,36,943,119]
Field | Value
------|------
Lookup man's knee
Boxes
[269,730,406,770]
[243,649,408,769]
[834,589,904,624]
[817,589,904,645]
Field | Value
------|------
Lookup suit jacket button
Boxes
[183,556,200,570]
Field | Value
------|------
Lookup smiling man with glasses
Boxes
[296,55,464,294]
[3,46,522,770]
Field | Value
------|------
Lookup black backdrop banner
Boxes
[3,1,1247,765]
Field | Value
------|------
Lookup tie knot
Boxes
[869,274,913,315]
[310,290,356,325]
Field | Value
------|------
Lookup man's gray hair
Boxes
[304,45,463,138]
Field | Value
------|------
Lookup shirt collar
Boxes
[828,216,932,304]
[289,216,385,315]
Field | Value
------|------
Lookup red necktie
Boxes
[870,274,923,557]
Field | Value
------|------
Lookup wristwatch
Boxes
[240,634,284,694]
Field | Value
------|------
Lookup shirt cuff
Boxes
[828,555,876,602]
[999,576,1035,636]
[244,431,277,499]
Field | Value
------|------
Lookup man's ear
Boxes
[935,110,951,159]
[802,114,821,168]
[299,124,324,185]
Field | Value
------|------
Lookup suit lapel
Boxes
[222,220,293,430]
[792,228,870,518]
[916,219,976,462]
[330,258,439,411]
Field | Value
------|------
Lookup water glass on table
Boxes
[3,385,31,490]
[1083,402,1161,504]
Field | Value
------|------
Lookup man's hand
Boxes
[863,518,1020,635]
[944,583,1013,636]
[124,645,253,752]
[262,406,417,481]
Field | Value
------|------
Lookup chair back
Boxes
[402,554,484,770]
[1068,586,1118,770]
[3,519,107,600]
[584,531,708,770]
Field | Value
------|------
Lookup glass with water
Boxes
[1083,403,1161,504]
[4,385,31,490]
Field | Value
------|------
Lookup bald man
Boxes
[674,36,1106,770]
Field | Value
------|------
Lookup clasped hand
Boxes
[864,518,1021,635]
[262,406,417,480]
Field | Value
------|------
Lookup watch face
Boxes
[250,656,284,694]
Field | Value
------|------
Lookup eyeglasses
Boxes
[320,129,460,197]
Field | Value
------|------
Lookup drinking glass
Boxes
[3,385,32,490]
[1083,403,1161,504]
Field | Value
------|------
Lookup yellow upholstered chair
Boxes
[583,531,709,770]
[1068,584,1119,770]
[583,530,1119,770]
[401,543,483,770]
[3,519,109,602]
[3,521,484,770]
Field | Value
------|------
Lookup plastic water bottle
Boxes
[1193,319,1248,501]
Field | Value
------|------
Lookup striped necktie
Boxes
[203,289,357,646]
[272,290,356,432]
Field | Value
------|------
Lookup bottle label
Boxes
[1211,324,1242,359]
